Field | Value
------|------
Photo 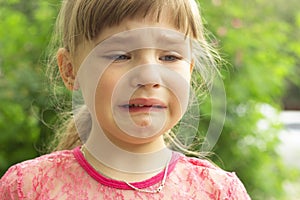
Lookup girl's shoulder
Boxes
[179,154,219,168]
[176,153,238,179]
[1,149,79,181]
[0,149,80,199]
[172,153,251,199]
[2,149,76,176]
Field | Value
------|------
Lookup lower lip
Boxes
[119,106,166,113]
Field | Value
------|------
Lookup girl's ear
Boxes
[190,60,195,73]
[57,48,78,90]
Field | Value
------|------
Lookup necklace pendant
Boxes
[156,185,163,193]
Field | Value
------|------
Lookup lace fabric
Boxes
[0,147,251,200]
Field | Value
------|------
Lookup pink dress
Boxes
[0,147,251,199]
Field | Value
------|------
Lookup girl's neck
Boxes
[84,122,172,174]
[81,145,170,182]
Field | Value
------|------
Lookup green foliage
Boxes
[0,0,58,175]
[198,0,300,199]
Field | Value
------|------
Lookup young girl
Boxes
[1,0,251,199]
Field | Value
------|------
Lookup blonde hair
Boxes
[47,0,220,155]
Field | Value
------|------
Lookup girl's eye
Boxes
[159,54,182,62]
[104,54,131,62]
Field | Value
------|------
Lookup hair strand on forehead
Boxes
[57,0,205,53]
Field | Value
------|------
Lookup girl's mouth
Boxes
[118,98,167,112]
[121,104,166,108]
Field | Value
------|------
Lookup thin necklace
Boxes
[124,158,170,194]
[80,145,170,194]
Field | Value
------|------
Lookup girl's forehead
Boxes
[97,28,190,50]
[93,16,188,46]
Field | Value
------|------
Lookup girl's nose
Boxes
[130,50,163,88]
[130,64,163,89]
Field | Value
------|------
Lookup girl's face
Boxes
[69,16,193,146]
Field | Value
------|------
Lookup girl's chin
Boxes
[131,114,152,127]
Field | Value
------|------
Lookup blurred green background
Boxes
[0,0,299,199]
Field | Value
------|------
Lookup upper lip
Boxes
[119,98,167,108]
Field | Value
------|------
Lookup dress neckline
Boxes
[73,146,180,190]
